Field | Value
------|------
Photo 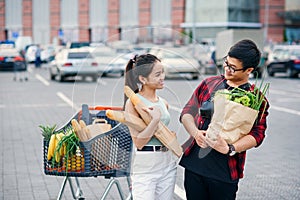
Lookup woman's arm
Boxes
[124,100,160,149]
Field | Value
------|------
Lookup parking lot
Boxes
[0,63,300,199]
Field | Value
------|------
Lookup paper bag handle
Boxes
[93,118,108,124]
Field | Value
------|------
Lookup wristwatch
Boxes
[227,144,236,156]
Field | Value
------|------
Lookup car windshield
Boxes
[291,49,300,57]
[68,52,93,59]
[116,48,131,54]
[92,51,116,57]
[163,50,192,59]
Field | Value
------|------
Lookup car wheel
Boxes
[50,73,56,80]
[92,75,98,82]
[58,73,65,82]
[191,74,199,80]
[267,67,274,77]
[287,68,297,78]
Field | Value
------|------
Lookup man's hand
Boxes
[194,130,208,148]
[205,134,229,154]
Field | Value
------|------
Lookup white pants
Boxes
[131,149,178,200]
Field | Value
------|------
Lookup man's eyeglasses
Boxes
[223,58,245,73]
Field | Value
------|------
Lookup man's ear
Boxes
[246,67,254,75]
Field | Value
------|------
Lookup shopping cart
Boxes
[43,104,133,200]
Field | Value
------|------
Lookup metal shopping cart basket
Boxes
[43,104,133,200]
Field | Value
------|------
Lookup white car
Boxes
[149,46,201,80]
[49,48,99,82]
[86,46,128,77]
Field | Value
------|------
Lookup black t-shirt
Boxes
[179,80,250,183]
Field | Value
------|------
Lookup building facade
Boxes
[0,0,299,45]
[0,0,185,45]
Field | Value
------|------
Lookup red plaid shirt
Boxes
[180,75,269,180]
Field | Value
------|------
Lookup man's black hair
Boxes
[228,39,261,69]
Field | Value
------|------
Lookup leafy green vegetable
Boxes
[216,81,270,111]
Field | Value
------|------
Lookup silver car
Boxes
[49,48,99,82]
[87,46,128,77]
[149,46,201,80]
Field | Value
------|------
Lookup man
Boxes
[179,39,269,200]
[35,45,42,68]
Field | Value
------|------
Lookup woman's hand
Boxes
[205,134,229,154]
[142,106,161,122]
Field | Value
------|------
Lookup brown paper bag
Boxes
[206,94,258,144]
[85,119,112,139]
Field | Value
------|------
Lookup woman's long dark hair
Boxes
[123,54,160,109]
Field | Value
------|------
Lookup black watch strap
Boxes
[227,144,236,156]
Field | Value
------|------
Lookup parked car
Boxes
[267,45,300,78]
[132,43,156,55]
[109,40,135,60]
[49,48,99,82]
[186,44,217,75]
[0,47,27,71]
[149,46,201,79]
[85,46,128,76]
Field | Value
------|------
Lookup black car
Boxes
[267,46,300,78]
[0,48,27,71]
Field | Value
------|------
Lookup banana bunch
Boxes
[47,132,65,162]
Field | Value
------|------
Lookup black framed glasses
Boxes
[223,58,245,73]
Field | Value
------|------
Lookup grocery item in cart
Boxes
[71,118,112,141]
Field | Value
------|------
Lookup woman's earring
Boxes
[137,83,142,90]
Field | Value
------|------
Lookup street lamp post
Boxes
[263,0,269,47]
[192,0,196,55]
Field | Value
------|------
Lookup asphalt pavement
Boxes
[1,66,300,200]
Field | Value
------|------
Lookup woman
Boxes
[123,54,177,200]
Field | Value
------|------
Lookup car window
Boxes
[68,52,93,59]
[69,42,90,48]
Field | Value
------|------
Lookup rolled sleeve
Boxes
[249,98,270,147]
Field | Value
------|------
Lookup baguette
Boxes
[71,119,87,141]
[124,86,183,157]
[106,110,147,131]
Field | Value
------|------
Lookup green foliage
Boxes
[39,124,57,141]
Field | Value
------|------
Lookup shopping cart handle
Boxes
[81,104,91,125]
